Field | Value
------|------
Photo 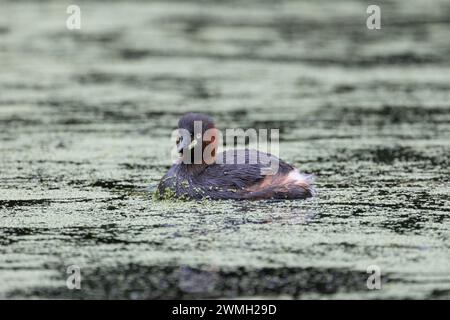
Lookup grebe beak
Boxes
[176,136,198,153]
[187,139,198,150]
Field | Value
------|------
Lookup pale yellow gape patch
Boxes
[187,139,198,150]
[188,133,202,150]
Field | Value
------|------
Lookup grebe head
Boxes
[176,113,218,164]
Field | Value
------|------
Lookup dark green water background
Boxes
[0,0,449,299]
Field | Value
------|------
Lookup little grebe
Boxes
[156,113,315,200]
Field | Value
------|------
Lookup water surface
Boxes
[0,0,449,299]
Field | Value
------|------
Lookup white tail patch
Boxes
[286,170,316,196]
